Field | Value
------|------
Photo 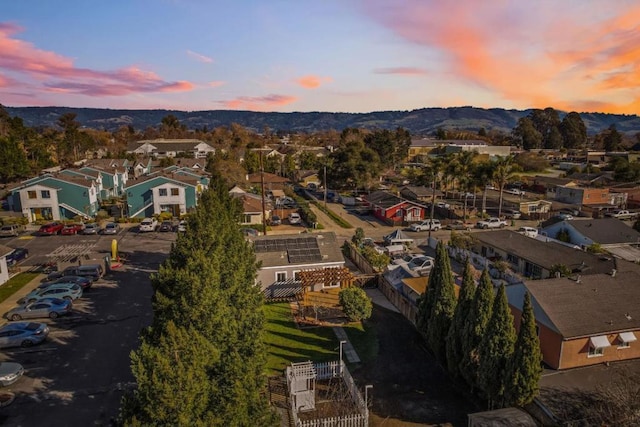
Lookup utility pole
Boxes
[259,149,268,236]
[324,165,328,208]
[428,170,437,241]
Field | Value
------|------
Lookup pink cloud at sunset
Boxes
[361,0,640,114]
[219,94,297,111]
[0,22,194,98]
[208,81,225,88]
[186,50,213,63]
[374,67,428,76]
[295,75,332,89]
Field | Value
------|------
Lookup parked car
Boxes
[158,221,173,232]
[5,298,73,320]
[241,228,259,237]
[406,255,436,274]
[476,217,507,229]
[270,215,282,226]
[0,224,25,237]
[38,275,92,290]
[517,226,538,238]
[177,220,187,232]
[556,212,574,220]
[0,362,24,386]
[18,283,82,305]
[0,322,49,348]
[38,222,64,235]
[101,222,120,235]
[410,219,442,232]
[60,223,84,235]
[44,264,103,283]
[505,188,525,196]
[391,253,423,266]
[503,209,522,220]
[82,223,100,235]
[6,248,29,266]
[288,213,302,225]
[139,218,158,232]
[445,220,472,231]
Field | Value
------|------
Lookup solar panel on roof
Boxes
[254,237,319,254]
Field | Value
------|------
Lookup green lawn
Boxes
[0,273,39,304]
[263,302,379,376]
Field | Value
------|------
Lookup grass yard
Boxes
[264,302,380,376]
[264,302,339,376]
[0,273,39,304]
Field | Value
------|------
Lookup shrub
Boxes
[361,246,390,271]
[339,287,373,322]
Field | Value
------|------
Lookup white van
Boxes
[517,226,538,238]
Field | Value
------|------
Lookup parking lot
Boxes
[0,227,176,426]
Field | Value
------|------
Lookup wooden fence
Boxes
[345,243,377,275]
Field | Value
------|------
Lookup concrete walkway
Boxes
[365,287,399,313]
[332,326,361,363]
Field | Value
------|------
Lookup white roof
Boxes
[590,335,611,348]
[619,331,637,343]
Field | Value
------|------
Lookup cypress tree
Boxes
[505,292,542,407]
[446,260,476,378]
[460,268,494,390]
[122,174,277,426]
[425,241,457,364]
[478,284,516,409]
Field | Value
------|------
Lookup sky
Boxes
[1,0,639,114]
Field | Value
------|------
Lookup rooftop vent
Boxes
[611,269,617,278]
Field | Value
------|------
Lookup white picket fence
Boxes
[298,413,367,427]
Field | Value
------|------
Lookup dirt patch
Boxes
[351,305,478,427]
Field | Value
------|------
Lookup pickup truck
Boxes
[476,217,507,229]
[605,210,639,220]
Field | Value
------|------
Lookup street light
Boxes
[339,340,347,372]
[365,384,373,409]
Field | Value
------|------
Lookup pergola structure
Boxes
[298,267,355,305]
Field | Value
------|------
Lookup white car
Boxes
[139,218,158,232]
[288,213,302,225]
[392,253,423,266]
[517,226,538,238]
[177,220,187,232]
[505,188,525,196]
[410,219,442,232]
[406,256,435,274]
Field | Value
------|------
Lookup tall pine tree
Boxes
[505,292,542,407]
[460,268,494,391]
[446,261,476,379]
[121,174,276,426]
[478,284,516,409]
[425,241,457,364]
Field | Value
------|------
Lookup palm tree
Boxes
[473,160,494,216]
[422,156,446,240]
[493,155,518,217]
[453,151,477,221]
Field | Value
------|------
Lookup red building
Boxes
[365,191,426,225]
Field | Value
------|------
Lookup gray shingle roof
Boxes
[473,230,616,275]
[524,271,640,338]
[567,218,640,245]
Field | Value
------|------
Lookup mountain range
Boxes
[6,106,640,136]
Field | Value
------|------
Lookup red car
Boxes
[38,222,65,235]
[60,223,84,235]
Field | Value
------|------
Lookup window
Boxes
[618,340,630,349]
[171,188,179,196]
[507,254,519,265]
[27,191,37,199]
[588,345,604,357]
[293,271,301,280]
[276,272,287,282]
[159,188,168,197]
[41,190,50,199]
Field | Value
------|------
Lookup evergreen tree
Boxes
[478,284,516,409]
[122,173,276,426]
[425,241,457,364]
[122,321,220,426]
[505,292,542,407]
[460,268,494,390]
[446,261,476,378]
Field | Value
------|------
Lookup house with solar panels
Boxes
[251,232,346,299]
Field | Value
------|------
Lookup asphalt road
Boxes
[0,228,176,426]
